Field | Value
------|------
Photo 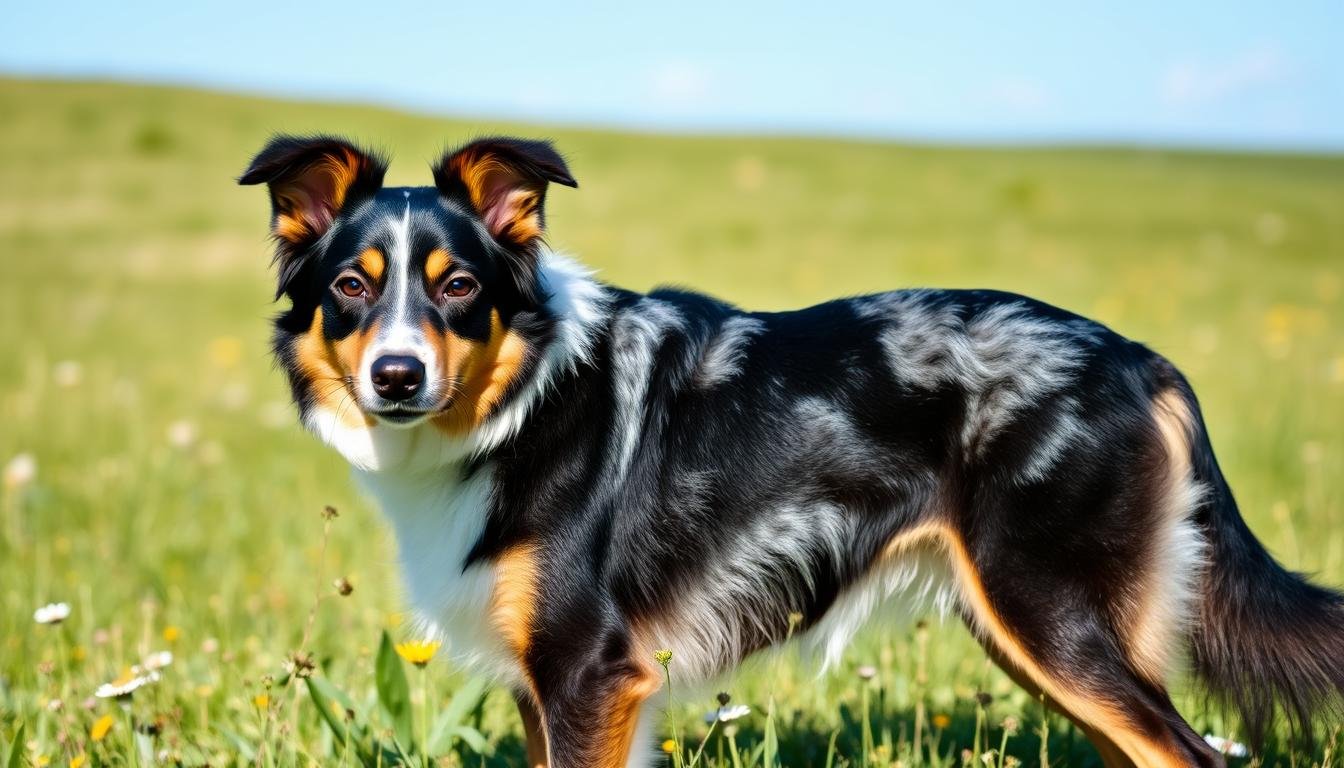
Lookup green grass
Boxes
[1,76,1342,767]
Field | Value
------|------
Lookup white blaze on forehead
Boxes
[366,196,434,363]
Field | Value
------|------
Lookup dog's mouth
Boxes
[367,395,457,426]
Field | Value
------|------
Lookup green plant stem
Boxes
[419,669,430,767]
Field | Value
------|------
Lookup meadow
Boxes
[1,77,1341,767]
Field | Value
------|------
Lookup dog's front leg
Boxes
[514,688,549,768]
[527,651,661,768]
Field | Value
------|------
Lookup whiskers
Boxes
[307,374,361,432]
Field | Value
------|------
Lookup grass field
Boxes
[1,76,1342,767]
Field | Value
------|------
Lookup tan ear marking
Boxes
[449,152,546,245]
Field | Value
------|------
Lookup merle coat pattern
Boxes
[240,135,1344,768]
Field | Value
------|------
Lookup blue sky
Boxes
[4,1,1342,149]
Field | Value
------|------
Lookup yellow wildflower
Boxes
[253,694,270,709]
[91,714,115,741]
[163,626,181,643]
[70,756,87,768]
[933,713,951,729]
[662,739,677,753]
[394,639,441,668]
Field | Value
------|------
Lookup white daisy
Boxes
[4,453,37,490]
[142,650,173,671]
[33,602,71,625]
[704,704,752,723]
[95,667,160,699]
[53,361,83,388]
[1204,735,1249,758]
[166,420,197,449]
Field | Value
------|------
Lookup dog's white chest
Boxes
[356,465,521,683]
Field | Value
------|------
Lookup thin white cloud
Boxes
[987,78,1050,111]
[1161,46,1291,106]
[648,60,713,107]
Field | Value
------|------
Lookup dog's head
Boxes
[240,135,577,466]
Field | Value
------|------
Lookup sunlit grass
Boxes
[0,76,1341,766]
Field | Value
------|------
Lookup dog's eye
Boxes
[335,275,368,299]
[442,276,477,299]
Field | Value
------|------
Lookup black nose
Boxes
[370,355,425,402]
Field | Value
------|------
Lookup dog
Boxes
[240,135,1344,768]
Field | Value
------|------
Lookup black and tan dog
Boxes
[240,135,1344,767]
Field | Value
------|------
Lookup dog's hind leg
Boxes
[937,522,1219,768]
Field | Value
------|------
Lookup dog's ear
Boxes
[239,135,387,295]
[433,137,576,253]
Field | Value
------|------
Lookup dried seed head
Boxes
[322,505,339,520]
[716,691,731,707]
[333,577,354,596]
[856,665,877,681]
[1001,716,1020,736]
[287,651,315,678]
[975,691,993,707]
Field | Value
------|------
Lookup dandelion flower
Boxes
[704,704,751,723]
[34,602,71,625]
[661,739,677,754]
[69,755,87,768]
[142,650,173,671]
[1203,735,1249,758]
[95,667,159,699]
[394,639,441,668]
[208,336,243,368]
[4,453,36,489]
[933,713,951,729]
[162,625,181,643]
[90,714,115,741]
[253,694,270,709]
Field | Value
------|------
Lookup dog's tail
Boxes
[1176,384,1344,747]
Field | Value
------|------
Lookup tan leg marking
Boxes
[515,690,549,768]
[1124,390,1205,685]
[491,544,541,658]
[581,664,661,768]
[884,524,1193,768]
